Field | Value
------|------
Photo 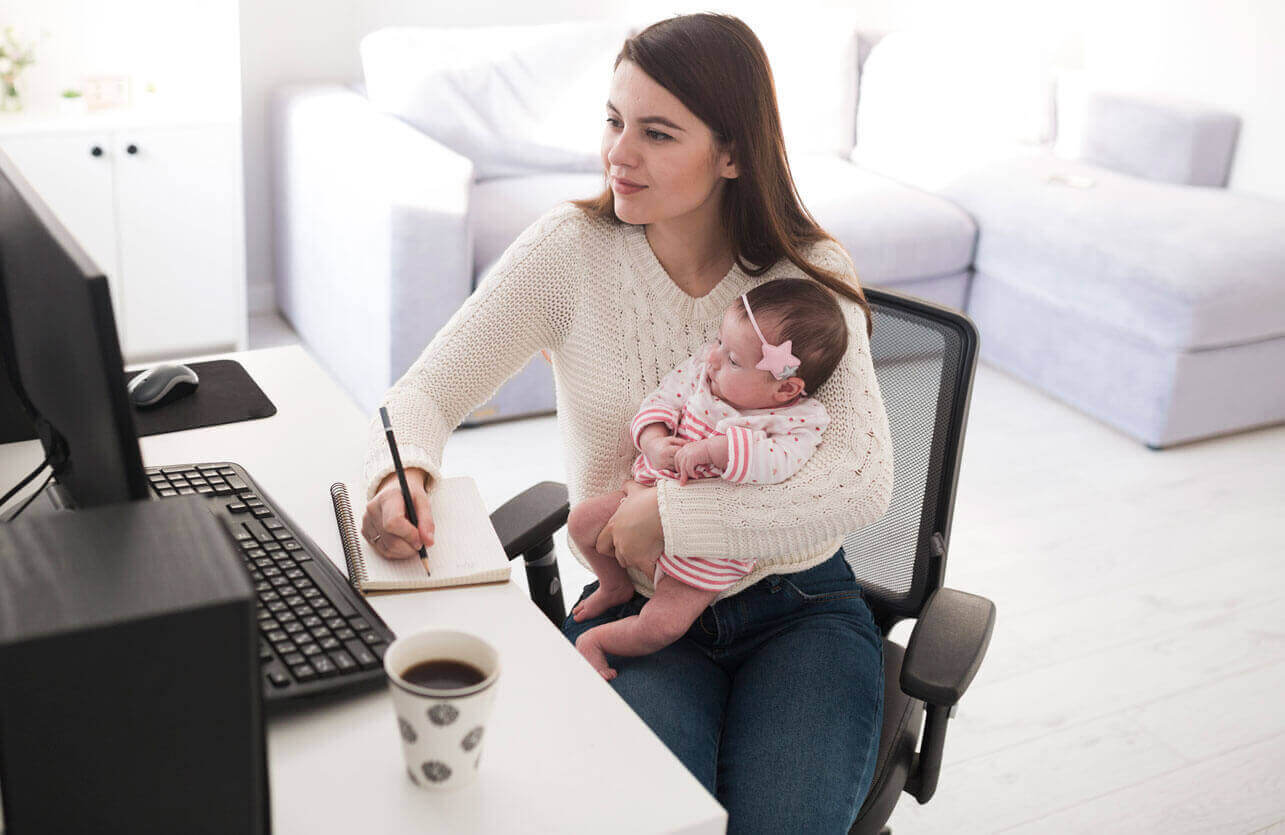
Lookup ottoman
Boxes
[939,150,1285,448]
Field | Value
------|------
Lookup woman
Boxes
[362,13,893,832]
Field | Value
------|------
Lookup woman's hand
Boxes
[595,482,664,575]
[362,468,435,560]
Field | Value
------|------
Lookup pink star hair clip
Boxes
[742,293,802,381]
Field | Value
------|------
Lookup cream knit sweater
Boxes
[363,202,894,601]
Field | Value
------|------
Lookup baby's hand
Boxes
[674,440,714,485]
[643,435,687,471]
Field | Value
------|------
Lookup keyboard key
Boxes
[359,631,380,646]
[158,488,177,497]
[330,650,357,672]
[267,670,290,688]
[228,502,248,513]
[264,519,285,531]
[283,652,305,667]
[260,617,280,632]
[253,508,272,518]
[177,487,197,495]
[302,615,322,629]
[334,627,355,641]
[310,657,338,677]
[273,529,293,540]
[265,629,287,643]
[283,541,302,551]
[283,622,304,635]
[291,664,317,682]
[344,641,379,670]
[300,643,322,657]
[319,636,340,651]
[325,616,345,630]
[227,476,249,491]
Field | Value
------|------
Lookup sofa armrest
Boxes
[1072,88,1241,188]
[270,82,476,412]
[900,587,996,706]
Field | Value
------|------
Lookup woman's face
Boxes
[601,60,736,225]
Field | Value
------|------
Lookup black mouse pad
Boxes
[123,359,277,437]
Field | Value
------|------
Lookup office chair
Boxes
[488,287,996,835]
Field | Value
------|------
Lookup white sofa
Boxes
[271,18,1285,447]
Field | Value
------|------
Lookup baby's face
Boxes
[705,308,791,411]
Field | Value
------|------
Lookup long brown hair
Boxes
[571,12,873,336]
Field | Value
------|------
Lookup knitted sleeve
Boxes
[654,242,895,561]
[363,203,584,500]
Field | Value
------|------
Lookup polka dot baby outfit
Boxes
[629,344,831,591]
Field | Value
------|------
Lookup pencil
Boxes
[379,406,430,576]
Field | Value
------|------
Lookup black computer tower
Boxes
[0,496,269,834]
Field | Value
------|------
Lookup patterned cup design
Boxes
[386,629,501,792]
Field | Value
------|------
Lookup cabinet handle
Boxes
[126,144,139,155]
[91,146,103,157]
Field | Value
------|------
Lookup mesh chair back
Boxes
[840,288,978,629]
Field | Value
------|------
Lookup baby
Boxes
[567,278,851,680]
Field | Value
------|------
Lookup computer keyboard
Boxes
[144,462,396,708]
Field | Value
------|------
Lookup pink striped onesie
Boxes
[628,345,831,592]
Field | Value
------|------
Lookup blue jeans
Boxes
[562,547,884,834]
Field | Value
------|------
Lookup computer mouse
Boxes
[128,363,200,409]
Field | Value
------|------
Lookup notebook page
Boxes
[359,477,507,585]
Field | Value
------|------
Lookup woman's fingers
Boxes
[595,520,616,557]
[410,483,436,548]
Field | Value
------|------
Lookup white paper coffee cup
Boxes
[384,629,501,790]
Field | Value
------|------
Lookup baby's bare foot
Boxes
[575,631,617,681]
[571,581,634,622]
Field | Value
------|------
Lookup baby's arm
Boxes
[574,574,718,680]
[722,404,832,484]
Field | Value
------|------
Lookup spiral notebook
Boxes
[329,476,511,594]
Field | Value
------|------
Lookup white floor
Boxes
[253,313,1285,834]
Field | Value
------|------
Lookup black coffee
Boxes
[402,659,487,690]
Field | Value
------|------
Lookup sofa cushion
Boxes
[469,174,606,282]
[628,9,862,158]
[851,30,1055,193]
[470,157,977,293]
[361,22,632,181]
[940,151,1285,350]
[791,154,976,284]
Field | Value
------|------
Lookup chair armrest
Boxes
[269,82,476,412]
[1072,88,1241,187]
[489,482,569,560]
[900,587,996,706]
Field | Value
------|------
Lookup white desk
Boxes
[0,345,726,834]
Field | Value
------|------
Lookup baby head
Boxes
[706,278,849,411]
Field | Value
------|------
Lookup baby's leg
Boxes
[575,573,719,680]
[567,489,636,622]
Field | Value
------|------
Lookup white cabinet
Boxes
[0,118,247,362]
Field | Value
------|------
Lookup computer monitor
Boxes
[0,150,148,509]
